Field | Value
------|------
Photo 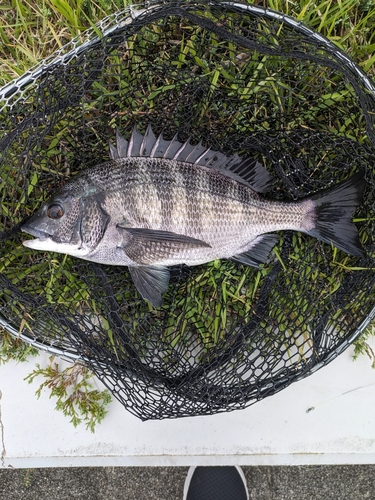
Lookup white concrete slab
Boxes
[1,339,375,468]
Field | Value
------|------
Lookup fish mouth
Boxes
[22,225,50,240]
[21,225,51,248]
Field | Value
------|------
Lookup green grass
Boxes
[0,0,130,85]
[1,0,374,87]
[1,0,375,426]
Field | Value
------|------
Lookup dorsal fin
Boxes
[163,133,184,159]
[127,126,144,156]
[150,134,174,158]
[109,125,275,193]
[140,124,157,156]
[228,158,274,194]
[109,140,119,159]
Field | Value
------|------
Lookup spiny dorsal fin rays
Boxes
[140,124,156,156]
[109,140,119,160]
[127,125,144,157]
[116,128,128,157]
[173,139,195,161]
[110,125,275,193]
[184,141,211,164]
[174,140,213,163]
[150,134,173,158]
[162,133,182,159]
[114,125,219,164]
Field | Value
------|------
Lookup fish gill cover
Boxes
[1,0,375,420]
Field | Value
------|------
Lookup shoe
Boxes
[183,466,249,500]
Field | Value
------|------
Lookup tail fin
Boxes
[305,170,366,257]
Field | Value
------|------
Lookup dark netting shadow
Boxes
[1,0,375,420]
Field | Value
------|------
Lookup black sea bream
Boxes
[22,125,366,306]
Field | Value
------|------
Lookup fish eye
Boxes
[47,203,64,219]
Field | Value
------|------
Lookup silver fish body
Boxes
[22,126,366,306]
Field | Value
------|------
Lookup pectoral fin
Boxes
[117,226,211,265]
[128,265,170,307]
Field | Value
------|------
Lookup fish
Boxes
[21,125,366,307]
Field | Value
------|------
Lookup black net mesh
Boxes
[1,0,375,420]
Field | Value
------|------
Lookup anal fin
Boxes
[230,234,279,268]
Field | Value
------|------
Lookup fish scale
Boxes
[22,125,366,307]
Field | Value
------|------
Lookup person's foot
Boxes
[183,466,249,500]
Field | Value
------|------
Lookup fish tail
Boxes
[303,170,366,257]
